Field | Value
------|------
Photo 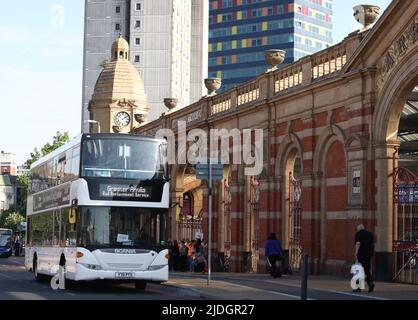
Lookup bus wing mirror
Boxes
[69,208,77,224]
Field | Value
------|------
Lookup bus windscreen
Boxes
[81,138,166,180]
[0,230,12,248]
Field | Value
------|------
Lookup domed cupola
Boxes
[111,35,130,61]
[88,36,148,133]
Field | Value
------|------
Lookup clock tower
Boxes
[88,36,148,133]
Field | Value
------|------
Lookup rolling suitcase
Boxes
[267,258,282,278]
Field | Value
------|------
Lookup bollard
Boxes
[300,253,308,300]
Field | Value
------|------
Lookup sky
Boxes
[0,0,392,165]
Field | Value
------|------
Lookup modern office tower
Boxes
[209,0,333,92]
[82,0,209,132]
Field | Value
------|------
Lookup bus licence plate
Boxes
[115,272,135,279]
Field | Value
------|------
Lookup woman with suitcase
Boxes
[265,233,284,278]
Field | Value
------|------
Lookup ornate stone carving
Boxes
[376,15,418,91]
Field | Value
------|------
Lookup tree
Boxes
[3,212,25,232]
[0,210,24,232]
[19,131,71,216]
[99,59,109,69]
[24,131,70,169]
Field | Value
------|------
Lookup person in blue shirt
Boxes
[265,232,284,276]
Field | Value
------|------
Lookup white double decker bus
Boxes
[25,133,169,290]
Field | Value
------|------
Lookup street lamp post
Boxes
[224,179,232,272]
[84,120,101,133]
[250,177,260,272]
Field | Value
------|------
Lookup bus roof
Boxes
[30,133,165,170]
[30,135,82,169]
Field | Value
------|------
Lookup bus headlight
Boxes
[148,265,166,271]
[80,263,102,270]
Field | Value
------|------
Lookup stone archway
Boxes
[171,162,204,242]
[275,133,303,272]
[313,125,347,274]
[373,43,418,280]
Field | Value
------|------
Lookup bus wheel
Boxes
[134,280,147,290]
[33,259,47,282]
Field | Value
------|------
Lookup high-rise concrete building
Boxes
[209,0,333,91]
[82,0,209,132]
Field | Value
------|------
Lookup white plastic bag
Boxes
[350,262,366,290]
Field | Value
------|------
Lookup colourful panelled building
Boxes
[209,0,333,91]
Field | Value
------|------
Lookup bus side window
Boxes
[64,149,73,182]
[57,155,66,185]
[71,147,80,179]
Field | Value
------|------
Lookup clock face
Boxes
[115,112,131,127]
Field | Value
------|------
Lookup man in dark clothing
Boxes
[354,224,375,292]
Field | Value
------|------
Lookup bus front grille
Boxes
[105,263,144,270]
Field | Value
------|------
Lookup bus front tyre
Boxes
[134,280,147,290]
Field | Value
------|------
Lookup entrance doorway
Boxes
[393,85,418,284]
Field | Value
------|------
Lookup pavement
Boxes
[166,271,418,300]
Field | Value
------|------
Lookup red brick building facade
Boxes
[134,1,418,281]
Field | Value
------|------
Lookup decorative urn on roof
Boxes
[164,98,178,112]
[265,49,286,73]
[353,5,380,31]
[204,78,222,97]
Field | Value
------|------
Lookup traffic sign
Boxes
[195,158,225,285]
[196,158,224,181]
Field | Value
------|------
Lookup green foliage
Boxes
[24,131,70,169]
[0,211,24,232]
[99,59,109,69]
[16,175,29,216]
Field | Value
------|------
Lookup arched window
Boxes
[182,192,194,218]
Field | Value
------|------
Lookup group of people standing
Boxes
[168,238,207,274]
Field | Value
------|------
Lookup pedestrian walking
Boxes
[264,232,284,278]
[193,238,207,274]
[170,240,180,271]
[179,240,188,271]
[354,224,375,292]
[14,236,21,257]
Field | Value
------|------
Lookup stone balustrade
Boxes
[136,31,363,133]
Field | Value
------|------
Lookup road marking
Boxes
[207,280,302,300]
[7,291,47,300]
[324,289,389,300]
[259,279,389,300]
[8,258,26,266]
[0,271,16,280]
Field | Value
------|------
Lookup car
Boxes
[0,245,12,258]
